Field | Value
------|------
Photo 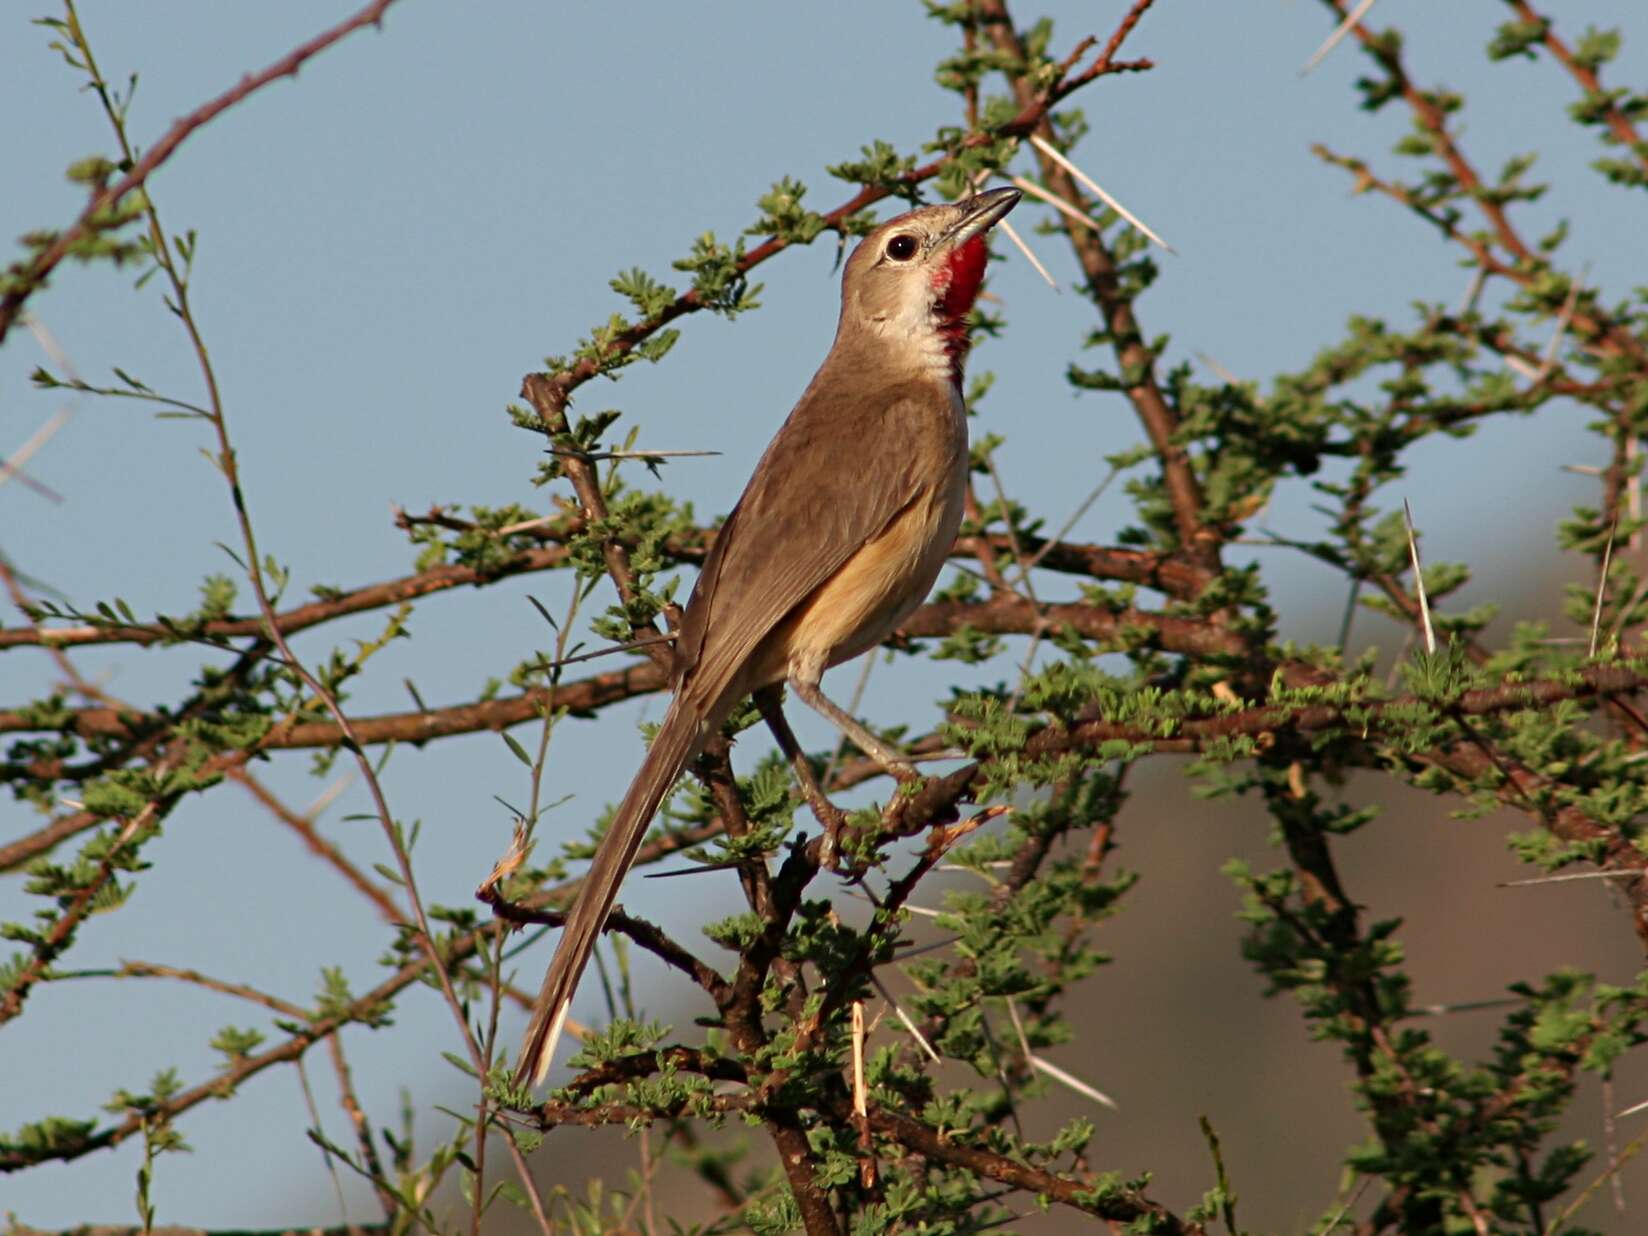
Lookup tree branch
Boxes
[0,0,404,344]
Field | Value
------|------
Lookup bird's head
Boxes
[837,186,1021,386]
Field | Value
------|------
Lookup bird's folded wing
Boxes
[675,380,945,699]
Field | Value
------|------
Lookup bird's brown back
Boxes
[672,366,966,712]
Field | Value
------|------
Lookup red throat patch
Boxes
[930,233,988,386]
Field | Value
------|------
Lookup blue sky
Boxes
[4,1,1647,1227]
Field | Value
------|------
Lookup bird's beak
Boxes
[938,186,1022,250]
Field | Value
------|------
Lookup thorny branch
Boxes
[0,523,1210,651]
[1503,0,1648,183]
[0,0,404,345]
[9,0,1648,1228]
[976,0,1219,569]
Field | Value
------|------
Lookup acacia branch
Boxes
[1503,0,1648,184]
[515,36,1150,426]
[0,817,726,1173]
[101,960,310,1019]
[976,0,1218,568]
[8,624,1647,929]
[1322,0,1645,364]
[0,0,403,344]
[1325,0,1533,264]
[0,528,1201,652]
[0,792,168,1025]
[1427,739,1648,947]
[520,374,676,673]
[0,546,577,649]
[856,1099,1197,1231]
[480,884,731,1006]
[0,595,1232,754]
[840,664,1648,882]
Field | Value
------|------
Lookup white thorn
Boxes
[1195,351,1243,387]
[1028,133,1174,254]
[996,217,1058,291]
[872,975,941,1064]
[1009,174,1100,234]
[1538,268,1587,380]
[1300,0,1379,76]
[1590,523,1616,658]
[1499,868,1640,888]
[1028,1053,1120,1110]
[1006,1000,1117,1110]
[1402,500,1436,655]
[851,1001,868,1118]
[1454,266,1487,319]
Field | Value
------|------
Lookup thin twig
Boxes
[0,0,404,344]
[1544,1126,1648,1229]
[60,8,547,1221]
[294,1057,353,1225]
[545,447,722,462]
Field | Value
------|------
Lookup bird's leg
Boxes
[788,674,919,783]
[754,686,849,866]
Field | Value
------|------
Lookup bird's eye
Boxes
[885,234,919,262]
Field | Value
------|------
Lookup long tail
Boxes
[515,694,710,1087]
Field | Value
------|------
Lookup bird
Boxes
[516,186,1022,1087]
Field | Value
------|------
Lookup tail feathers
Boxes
[515,697,708,1088]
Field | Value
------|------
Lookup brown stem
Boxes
[857,1099,1198,1231]
[977,0,1217,568]
[1504,0,1648,182]
[1,817,726,1173]
[230,769,404,924]
[0,0,403,344]
[324,1034,398,1221]
[1321,0,1644,365]
[770,1115,845,1236]
[0,529,1208,652]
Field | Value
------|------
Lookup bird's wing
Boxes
[674,376,956,701]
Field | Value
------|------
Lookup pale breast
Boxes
[757,386,968,683]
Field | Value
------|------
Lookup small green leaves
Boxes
[1572,25,1623,72]
[1487,17,1550,62]
[500,730,533,768]
[209,1025,265,1063]
[313,966,357,1020]
[827,139,918,196]
[747,176,827,245]
[0,1115,98,1164]
[64,154,117,185]
[609,266,677,319]
[673,231,762,317]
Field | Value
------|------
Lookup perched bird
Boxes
[516,186,1022,1086]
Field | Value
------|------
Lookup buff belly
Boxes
[751,463,966,687]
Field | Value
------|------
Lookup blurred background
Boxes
[4,1,1647,1230]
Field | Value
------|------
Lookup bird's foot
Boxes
[803,788,852,871]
